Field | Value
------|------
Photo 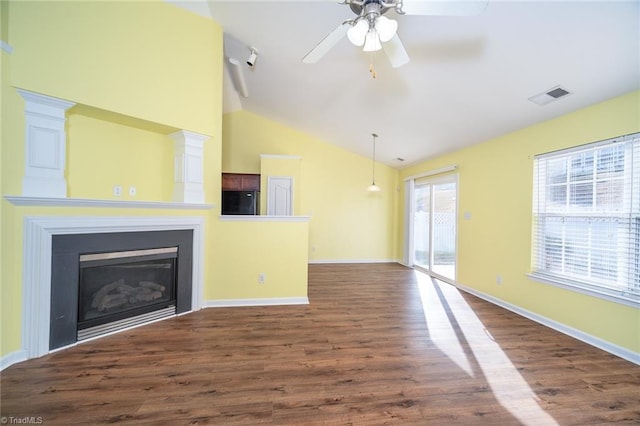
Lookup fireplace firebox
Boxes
[77,247,178,340]
[50,230,193,350]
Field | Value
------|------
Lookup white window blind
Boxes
[531,132,640,306]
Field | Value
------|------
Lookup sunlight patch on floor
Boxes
[417,271,473,376]
[415,271,558,426]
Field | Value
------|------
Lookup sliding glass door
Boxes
[412,175,457,282]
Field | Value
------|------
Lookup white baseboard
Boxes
[204,297,309,308]
[455,282,640,366]
[309,258,398,264]
[1,349,27,371]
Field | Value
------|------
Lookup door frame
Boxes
[404,169,458,284]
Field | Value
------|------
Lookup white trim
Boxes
[534,132,638,160]
[403,165,458,182]
[408,172,459,280]
[260,154,302,160]
[4,195,214,210]
[528,272,639,309]
[455,282,640,366]
[204,297,309,308]
[219,215,310,222]
[403,179,415,266]
[308,258,398,264]
[171,130,208,204]
[21,215,206,361]
[1,350,27,371]
[17,89,76,198]
[17,89,76,114]
[1,40,13,54]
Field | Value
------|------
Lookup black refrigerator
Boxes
[221,191,259,215]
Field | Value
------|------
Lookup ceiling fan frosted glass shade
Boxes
[347,20,368,46]
[363,31,382,52]
[375,16,398,42]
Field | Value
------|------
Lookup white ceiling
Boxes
[170,0,640,168]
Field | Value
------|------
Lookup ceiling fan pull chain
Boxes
[369,51,377,79]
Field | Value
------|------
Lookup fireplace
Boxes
[50,229,193,350]
[77,247,178,340]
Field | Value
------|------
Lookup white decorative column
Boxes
[18,89,75,198]
[171,130,208,204]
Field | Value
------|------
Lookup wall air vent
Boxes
[528,85,572,106]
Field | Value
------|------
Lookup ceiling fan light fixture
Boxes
[347,19,368,46]
[363,30,382,52]
[375,16,397,43]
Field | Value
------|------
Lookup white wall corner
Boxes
[171,130,209,204]
[17,89,75,198]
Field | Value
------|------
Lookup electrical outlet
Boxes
[129,186,136,197]
[496,274,503,285]
[113,185,122,197]
[258,273,266,284]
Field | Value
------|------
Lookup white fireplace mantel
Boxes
[4,195,214,210]
[20,215,206,361]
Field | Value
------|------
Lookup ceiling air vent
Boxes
[528,85,572,106]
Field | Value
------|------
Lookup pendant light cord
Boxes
[372,133,377,184]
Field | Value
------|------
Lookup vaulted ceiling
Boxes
[170,0,640,168]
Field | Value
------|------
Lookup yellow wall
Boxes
[400,91,640,354]
[0,1,223,358]
[8,0,218,136]
[210,219,309,300]
[222,110,399,262]
[1,0,313,361]
[66,112,176,201]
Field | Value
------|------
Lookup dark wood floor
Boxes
[1,263,639,425]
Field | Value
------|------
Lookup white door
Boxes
[267,176,293,215]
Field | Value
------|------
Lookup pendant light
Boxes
[368,133,381,192]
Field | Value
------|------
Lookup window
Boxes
[531,133,640,306]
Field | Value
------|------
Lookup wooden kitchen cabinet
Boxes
[222,173,260,191]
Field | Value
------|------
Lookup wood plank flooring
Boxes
[1,263,639,425]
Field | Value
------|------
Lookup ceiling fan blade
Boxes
[401,0,488,16]
[383,34,410,68]
[302,21,350,64]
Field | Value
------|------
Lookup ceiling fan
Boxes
[303,0,488,68]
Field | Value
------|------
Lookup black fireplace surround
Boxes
[50,230,193,350]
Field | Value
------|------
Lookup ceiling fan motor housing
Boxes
[349,0,396,17]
